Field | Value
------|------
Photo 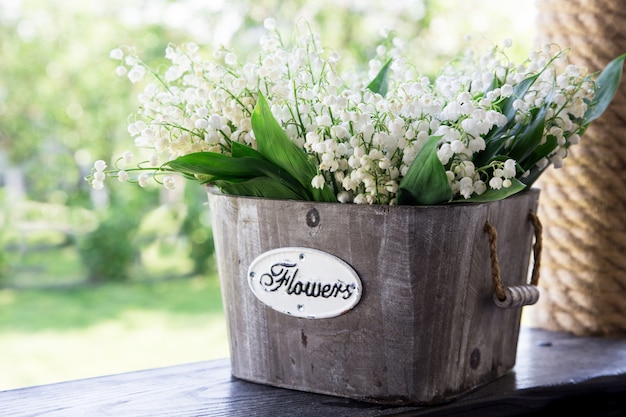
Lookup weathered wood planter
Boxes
[208,188,541,405]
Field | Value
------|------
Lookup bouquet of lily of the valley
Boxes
[90,19,625,205]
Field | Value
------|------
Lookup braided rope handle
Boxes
[484,212,542,309]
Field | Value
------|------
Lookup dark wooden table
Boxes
[2,327,626,416]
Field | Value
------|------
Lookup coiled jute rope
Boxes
[527,0,626,336]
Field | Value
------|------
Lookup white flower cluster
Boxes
[97,19,594,205]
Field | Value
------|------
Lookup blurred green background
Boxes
[0,0,536,389]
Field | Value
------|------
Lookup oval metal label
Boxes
[247,247,362,319]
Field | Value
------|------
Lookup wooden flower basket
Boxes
[208,188,541,404]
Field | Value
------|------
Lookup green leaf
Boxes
[215,177,306,200]
[164,152,311,200]
[251,93,312,182]
[449,177,526,203]
[397,135,453,205]
[520,135,558,173]
[366,58,392,97]
[584,53,626,123]
[509,106,548,164]
[165,152,260,179]
[475,73,544,168]
[252,93,337,202]
[473,135,509,168]
[230,141,263,158]
[494,74,539,129]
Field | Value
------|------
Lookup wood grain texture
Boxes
[208,189,541,404]
[2,328,626,417]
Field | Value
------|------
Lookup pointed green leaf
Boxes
[164,152,311,200]
[165,152,261,179]
[449,177,526,203]
[230,141,263,158]
[367,58,392,96]
[252,93,313,181]
[584,53,626,123]
[215,177,305,200]
[473,135,509,167]
[520,135,558,173]
[252,93,337,202]
[476,73,544,168]
[397,136,453,205]
[494,74,539,127]
[509,106,548,163]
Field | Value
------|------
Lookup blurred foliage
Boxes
[181,186,215,276]
[0,237,10,286]
[78,211,139,283]
[0,1,190,205]
[0,0,535,286]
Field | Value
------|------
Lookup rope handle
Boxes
[484,212,543,309]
